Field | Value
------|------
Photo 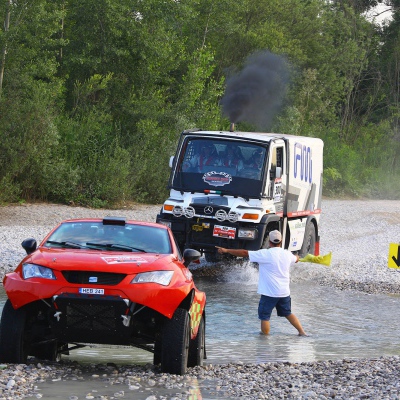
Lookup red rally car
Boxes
[0,217,206,375]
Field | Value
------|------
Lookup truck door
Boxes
[267,143,286,214]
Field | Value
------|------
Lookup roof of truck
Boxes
[182,129,324,144]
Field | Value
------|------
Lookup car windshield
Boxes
[171,137,268,198]
[44,222,172,254]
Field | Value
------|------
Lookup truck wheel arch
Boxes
[259,214,281,249]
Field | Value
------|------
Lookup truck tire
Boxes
[261,234,270,249]
[300,222,316,258]
[161,308,190,375]
[0,300,28,363]
[188,316,205,368]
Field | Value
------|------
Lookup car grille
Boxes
[62,271,126,285]
[66,302,119,331]
[51,294,134,345]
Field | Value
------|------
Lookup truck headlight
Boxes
[238,228,257,239]
[23,263,56,280]
[131,271,174,286]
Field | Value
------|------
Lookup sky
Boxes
[364,3,393,25]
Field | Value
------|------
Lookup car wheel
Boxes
[0,299,28,363]
[187,316,205,368]
[153,337,162,366]
[33,341,61,362]
[300,222,316,258]
[161,308,190,375]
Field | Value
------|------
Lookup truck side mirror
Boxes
[270,165,282,180]
[169,156,174,168]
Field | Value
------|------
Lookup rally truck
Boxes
[156,127,323,262]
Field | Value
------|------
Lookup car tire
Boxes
[33,341,61,362]
[161,308,190,375]
[153,337,162,366]
[300,222,316,258]
[187,316,205,368]
[0,299,28,363]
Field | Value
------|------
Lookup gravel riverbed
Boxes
[0,199,400,399]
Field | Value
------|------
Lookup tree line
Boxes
[0,0,399,206]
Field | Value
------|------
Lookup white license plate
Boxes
[79,288,105,295]
[213,225,236,239]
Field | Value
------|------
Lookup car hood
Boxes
[25,248,175,272]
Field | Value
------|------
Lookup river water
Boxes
[1,261,400,365]
[1,261,400,398]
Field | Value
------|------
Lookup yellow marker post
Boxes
[388,243,400,269]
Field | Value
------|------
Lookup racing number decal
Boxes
[294,143,312,183]
[189,301,202,334]
[273,178,282,203]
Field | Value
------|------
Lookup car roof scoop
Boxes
[102,216,126,226]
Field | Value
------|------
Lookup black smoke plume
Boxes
[220,51,290,130]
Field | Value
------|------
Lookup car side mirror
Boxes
[169,156,174,168]
[183,248,201,267]
[22,238,37,255]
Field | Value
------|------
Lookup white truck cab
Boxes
[157,128,324,262]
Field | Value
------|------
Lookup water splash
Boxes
[221,259,259,285]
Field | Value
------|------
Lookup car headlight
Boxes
[23,263,56,280]
[238,228,257,239]
[131,270,174,286]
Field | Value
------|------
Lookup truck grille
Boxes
[192,231,218,245]
[190,205,231,217]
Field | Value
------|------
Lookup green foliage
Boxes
[130,119,172,204]
[0,174,21,204]
[56,110,132,207]
[0,0,399,205]
[0,80,63,201]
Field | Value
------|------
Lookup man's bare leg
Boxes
[260,320,270,335]
[285,313,307,336]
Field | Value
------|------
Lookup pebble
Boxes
[1,201,400,399]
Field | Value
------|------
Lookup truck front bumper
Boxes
[157,213,266,252]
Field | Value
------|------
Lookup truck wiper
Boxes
[203,189,249,200]
[46,240,84,249]
[86,242,147,253]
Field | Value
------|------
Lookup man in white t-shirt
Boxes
[216,230,306,336]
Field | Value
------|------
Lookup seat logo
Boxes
[204,206,213,214]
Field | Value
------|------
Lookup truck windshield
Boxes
[171,137,268,198]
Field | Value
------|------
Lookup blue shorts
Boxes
[258,295,292,321]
